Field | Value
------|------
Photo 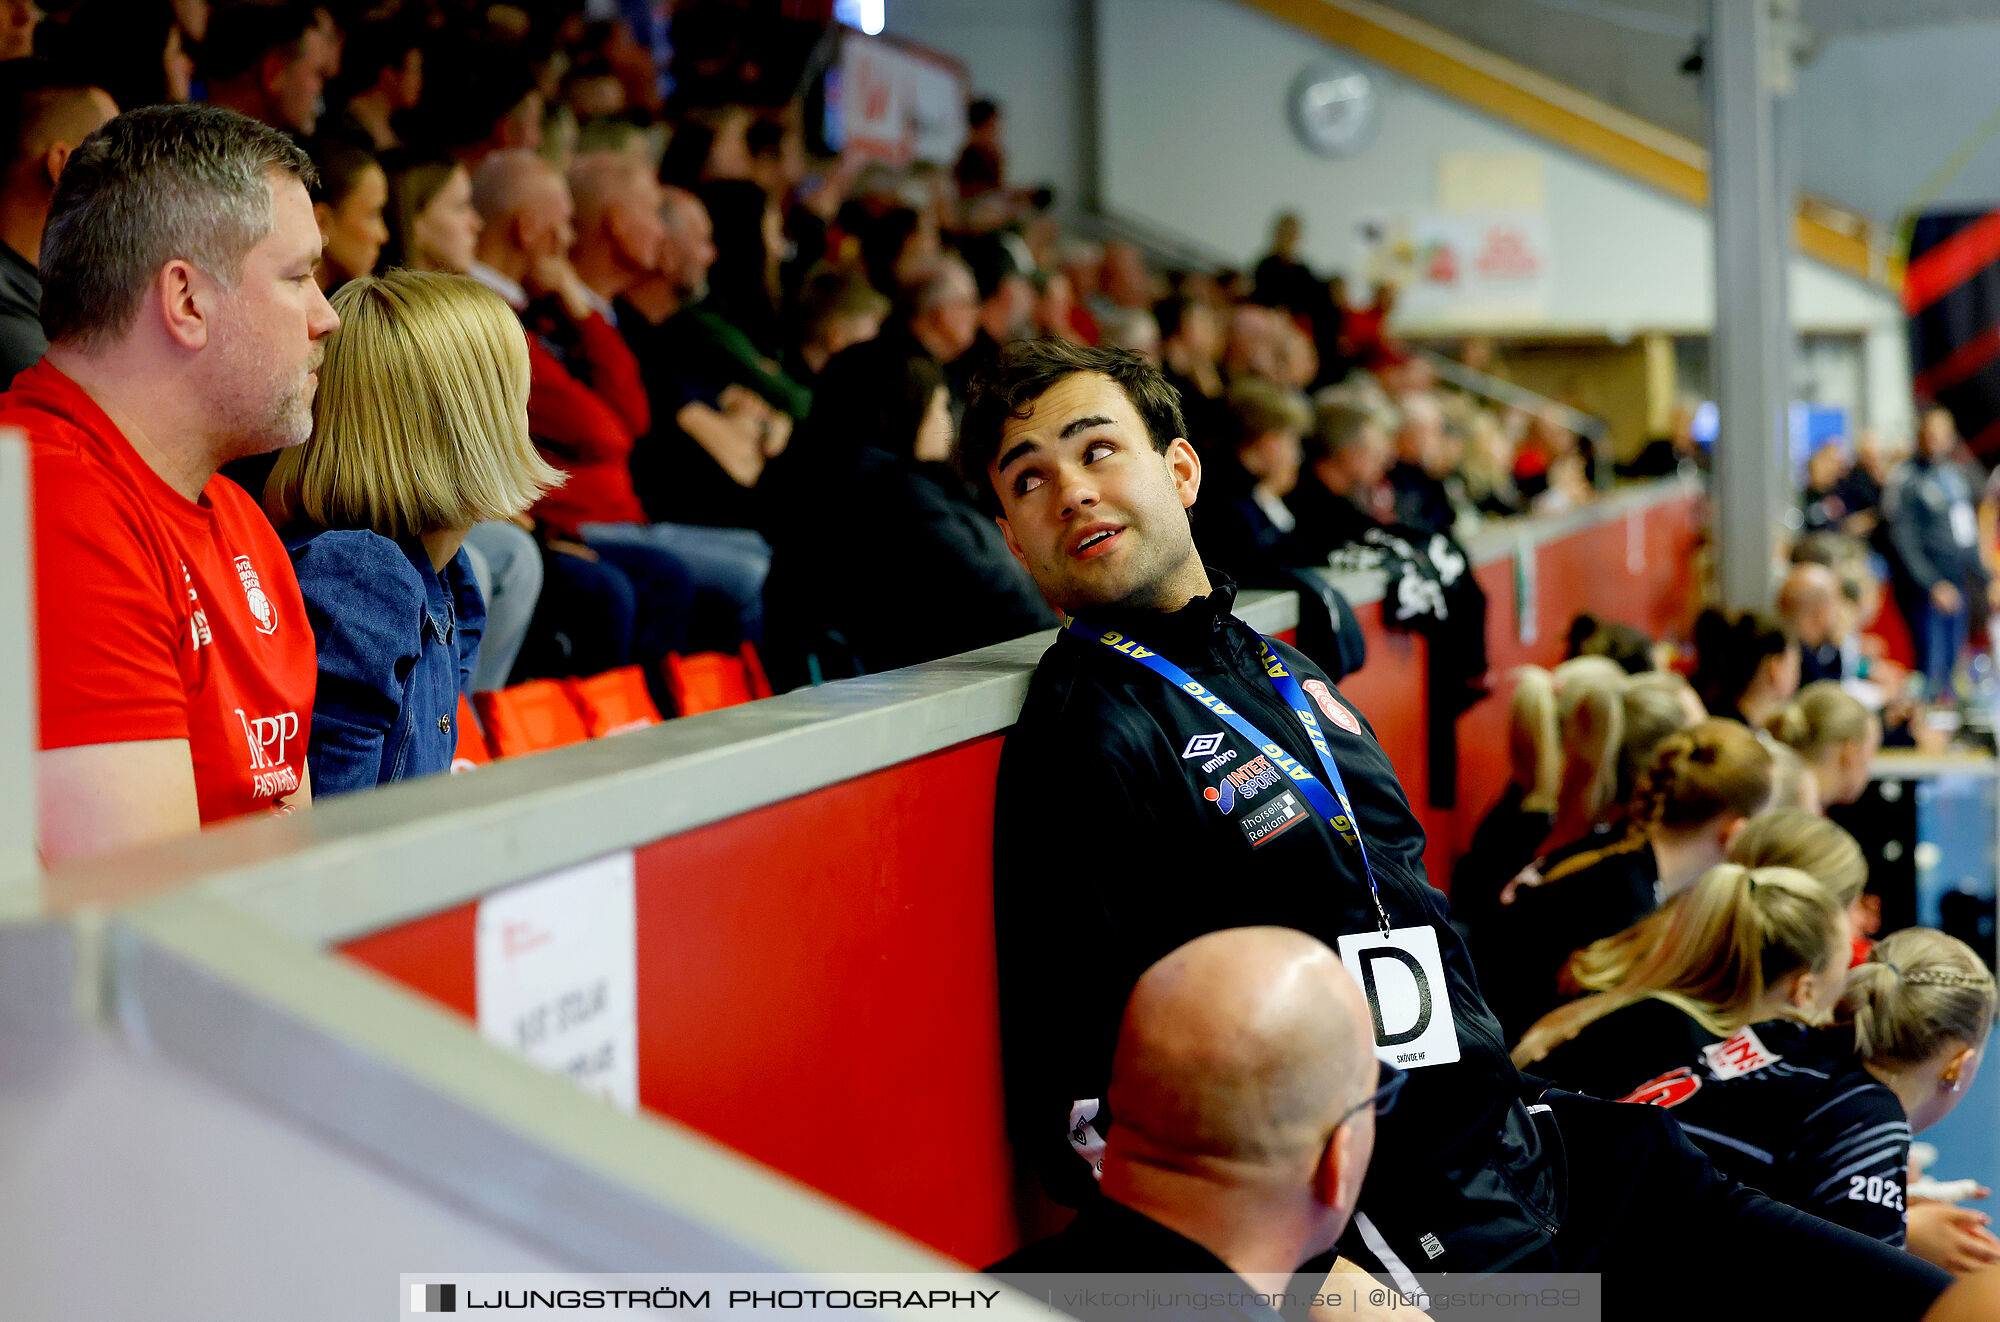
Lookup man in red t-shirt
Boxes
[0,104,337,863]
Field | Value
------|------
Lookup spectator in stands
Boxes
[989,929,1383,1289]
[1251,211,1323,322]
[953,97,1006,205]
[1513,863,1848,1098]
[618,183,804,533]
[790,265,887,382]
[1766,680,1879,808]
[1155,293,1226,451]
[951,233,1032,399]
[384,157,479,273]
[1287,400,1392,562]
[323,11,422,152]
[697,177,781,356]
[470,149,766,650]
[901,252,981,387]
[307,137,386,293]
[1630,929,1997,1273]
[424,46,542,168]
[1837,427,1893,538]
[1691,608,1800,728]
[2,0,37,59]
[1191,378,1312,582]
[0,60,116,386]
[2,105,335,860]
[1385,390,1458,537]
[264,270,561,794]
[36,0,192,113]
[1885,406,1991,696]
[1778,561,1852,685]
[1481,718,1776,1041]
[762,340,1054,687]
[202,1,331,138]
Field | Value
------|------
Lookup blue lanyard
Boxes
[1066,620,1393,935]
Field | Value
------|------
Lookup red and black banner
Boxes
[1907,208,2000,459]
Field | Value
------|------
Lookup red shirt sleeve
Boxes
[33,445,191,749]
[567,310,650,438]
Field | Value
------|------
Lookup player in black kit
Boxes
[961,339,1951,1318]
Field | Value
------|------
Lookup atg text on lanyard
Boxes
[1067,620,1392,936]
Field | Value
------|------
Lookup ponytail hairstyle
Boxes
[1727,809,1868,908]
[1691,608,1795,717]
[1508,656,1626,817]
[1844,929,1996,1069]
[1766,680,1872,761]
[1540,718,1774,887]
[1760,737,1817,814]
[1516,864,1846,1065]
[1612,672,1701,810]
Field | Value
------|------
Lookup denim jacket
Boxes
[285,528,485,796]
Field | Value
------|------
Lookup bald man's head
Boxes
[568,150,668,285]
[470,147,571,274]
[1110,928,1375,1167]
[1778,562,1842,645]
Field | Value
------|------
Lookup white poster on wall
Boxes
[475,851,639,1112]
[1404,210,1555,318]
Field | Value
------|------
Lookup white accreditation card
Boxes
[1337,926,1462,1069]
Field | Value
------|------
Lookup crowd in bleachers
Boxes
[7,1,2000,1305]
[2,1,1623,813]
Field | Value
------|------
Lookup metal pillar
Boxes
[0,433,36,899]
[1708,0,1793,611]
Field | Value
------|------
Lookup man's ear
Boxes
[42,141,77,193]
[1168,436,1202,510]
[1310,1123,1347,1207]
[157,260,211,352]
[258,51,293,106]
[996,514,1028,571]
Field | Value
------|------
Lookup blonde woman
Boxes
[1624,928,1995,1269]
[1767,679,1881,806]
[1511,863,1849,1099]
[1480,718,1773,1040]
[266,270,562,795]
[1574,810,1872,1018]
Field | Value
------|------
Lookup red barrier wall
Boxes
[342,491,1701,1267]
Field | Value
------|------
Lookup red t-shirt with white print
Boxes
[1,360,315,824]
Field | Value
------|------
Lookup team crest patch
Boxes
[234,555,278,635]
[1303,679,1360,734]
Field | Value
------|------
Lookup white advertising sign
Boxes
[1399,209,1556,319]
[476,851,639,1112]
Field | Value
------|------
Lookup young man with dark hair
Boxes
[0,58,117,384]
[965,338,1952,1319]
[1,104,337,861]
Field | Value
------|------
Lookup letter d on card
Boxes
[1337,927,1460,1069]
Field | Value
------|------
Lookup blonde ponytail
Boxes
[1844,929,1996,1068]
[1764,680,1871,761]
[1728,809,1867,907]
[1514,864,1844,1066]
[1508,657,1624,818]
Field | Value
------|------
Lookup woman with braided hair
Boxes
[1476,718,1775,1040]
[1512,863,1850,1097]
[1618,928,1997,1272]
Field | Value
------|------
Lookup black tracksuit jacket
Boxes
[993,580,1560,1272]
[992,582,1951,1318]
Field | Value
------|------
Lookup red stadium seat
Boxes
[474,679,592,757]
[449,693,492,772]
[566,666,665,736]
[665,643,774,717]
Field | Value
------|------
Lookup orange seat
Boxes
[450,692,492,771]
[566,665,665,736]
[474,679,592,757]
[664,642,774,716]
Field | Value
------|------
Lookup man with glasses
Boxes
[989,928,1391,1303]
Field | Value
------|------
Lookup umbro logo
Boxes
[1183,732,1225,759]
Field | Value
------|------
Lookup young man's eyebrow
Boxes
[996,439,1040,473]
[1058,414,1116,440]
